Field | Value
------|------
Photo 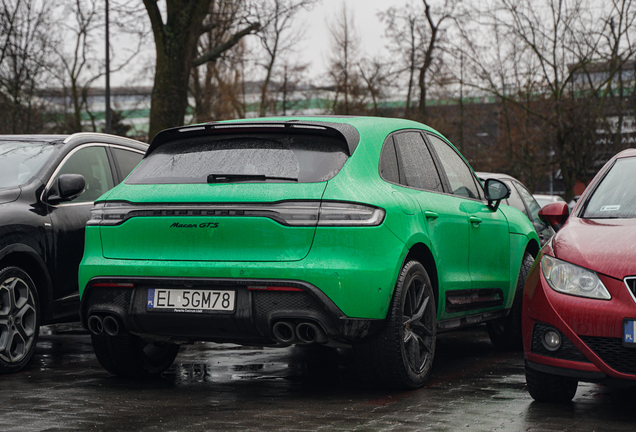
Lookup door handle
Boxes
[424,211,439,220]
[469,216,482,226]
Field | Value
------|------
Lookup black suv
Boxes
[0,133,147,373]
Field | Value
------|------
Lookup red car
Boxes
[523,148,636,402]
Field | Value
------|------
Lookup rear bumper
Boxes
[80,276,384,346]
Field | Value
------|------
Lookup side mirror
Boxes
[46,174,86,204]
[538,201,569,232]
[484,178,510,211]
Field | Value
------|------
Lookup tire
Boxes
[0,266,40,374]
[487,252,534,350]
[354,260,436,390]
[525,363,578,403]
[91,332,180,379]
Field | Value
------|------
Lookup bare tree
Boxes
[142,0,260,139]
[454,0,636,199]
[326,3,365,115]
[190,0,251,122]
[273,58,309,115]
[359,57,391,116]
[416,0,458,120]
[0,0,55,133]
[253,0,316,117]
[379,4,423,116]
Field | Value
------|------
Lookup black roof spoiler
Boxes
[146,120,360,157]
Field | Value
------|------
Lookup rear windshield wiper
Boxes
[207,174,298,183]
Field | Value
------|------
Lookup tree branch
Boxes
[193,22,260,67]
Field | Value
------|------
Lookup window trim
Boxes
[423,132,484,201]
[378,129,446,194]
[42,143,144,208]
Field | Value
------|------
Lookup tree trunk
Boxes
[143,0,211,140]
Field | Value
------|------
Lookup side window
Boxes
[379,137,400,183]
[112,147,144,183]
[392,132,443,192]
[427,134,481,199]
[55,146,114,203]
[515,181,543,224]
[506,182,527,216]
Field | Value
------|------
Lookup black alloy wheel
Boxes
[0,267,40,374]
[355,260,436,389]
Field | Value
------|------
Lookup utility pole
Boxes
[105,0,111,133]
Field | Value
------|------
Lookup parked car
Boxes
[567,195,581,211]
[79,117,540,389]
[533,194,566,208]
[523,148,636,402]
[0,133,147,373]
[477,172,554,246]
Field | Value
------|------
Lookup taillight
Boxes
[317,202,385,226]
[247,286,304,292]
[87,201,385,227]
[91,282,135,288]
[88,202,130,226]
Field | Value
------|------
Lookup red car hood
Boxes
[552,217,636,280]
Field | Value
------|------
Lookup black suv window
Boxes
[427,134,481,199]
[55,146,114,203]
[111,147,144,182]
[127,134,349,184]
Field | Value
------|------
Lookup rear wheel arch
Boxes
[404,243,439,309]
[0,247,53,323]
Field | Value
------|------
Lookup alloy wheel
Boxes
[401,273,435,374]
[0,276,37,364]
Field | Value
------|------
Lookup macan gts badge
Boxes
[79,117,540,389]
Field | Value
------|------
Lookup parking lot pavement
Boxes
[1,324,635,431]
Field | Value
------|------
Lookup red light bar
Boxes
[247,285,303,292]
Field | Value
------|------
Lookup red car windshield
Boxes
[582,157,636,219]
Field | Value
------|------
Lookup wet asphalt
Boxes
[1,324,635,431]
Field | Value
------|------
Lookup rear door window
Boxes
[127,134,349,184]
[111,147,144,183]
[391,132,444,192]
[427,134,482,200]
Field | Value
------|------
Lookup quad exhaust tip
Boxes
[271,320,327,345]
[87,314,125,336]
[102,316,120,336]
[87,315,104,335]
[272,321,296,344]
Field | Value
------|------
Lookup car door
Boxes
[385,131,473,300]
[425,134,511,314]
[45,143,144,317]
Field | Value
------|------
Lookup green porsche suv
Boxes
[79,117,539,389]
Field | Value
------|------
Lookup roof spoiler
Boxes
[146,120,360,157]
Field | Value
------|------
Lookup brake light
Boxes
[91,282,135,288]
[247,286,304,292]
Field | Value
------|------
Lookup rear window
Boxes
[126,134,349,185]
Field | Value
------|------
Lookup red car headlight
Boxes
[541,255,611,300]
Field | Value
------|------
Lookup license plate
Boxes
[147,288,235,313]
[623,319,636,346]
